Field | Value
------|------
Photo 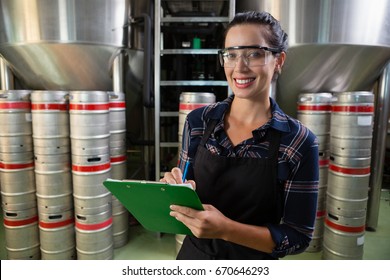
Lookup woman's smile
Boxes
[234,77,255,88]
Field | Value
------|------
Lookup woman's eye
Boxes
[248,51,262,59]
[226,53,237,60]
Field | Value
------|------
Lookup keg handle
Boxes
[327,213,339,221]
[63,93,70,101]
[298,96,313,102]
[108,92,119,100]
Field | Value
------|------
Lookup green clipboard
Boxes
[103,179,204,235]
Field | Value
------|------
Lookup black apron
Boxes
[177,119,283,260]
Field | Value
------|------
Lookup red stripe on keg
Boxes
[31,103,68,111]
[39,218,74,229]
[325,218,365,233]
[69,103,109,111]
[0,162,34,170]
[75,217,112,230]
[317,210,326,218]
[109,102,126,108]
[332,105,374,113]
[111,155,127,163]
[319,159,329,167]
[179,103,208,111]
[4,216,38,227]
[329,164,370,175]
[0,102,31,110]
[72,162,111,172]
[297,105,332,111]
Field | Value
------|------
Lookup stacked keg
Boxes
[31,91,76,260]
[0,90,40,259]
[108,91,129,248]
[323,91,374,259]
[178,92,216,145]
[176,92,216,255]
[297,92,332,252]
[69,91,113,260]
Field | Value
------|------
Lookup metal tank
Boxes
[0,0,126,90]
[0,0,151,106]
[236,0,390,230]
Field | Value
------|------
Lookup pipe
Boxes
[154,0,162,181]
[142,13,153,107]
[0,57,14,90]
[112,53,124,93]
[366,62,390,230]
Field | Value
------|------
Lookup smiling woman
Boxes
[161,11,319,260]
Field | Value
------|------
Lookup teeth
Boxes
[235,79,253,84]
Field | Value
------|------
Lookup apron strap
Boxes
[266,128,281,164]
[199,119,218,147]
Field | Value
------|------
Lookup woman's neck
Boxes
[229,96,272,125]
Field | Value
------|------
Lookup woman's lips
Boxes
[234,78,255,88]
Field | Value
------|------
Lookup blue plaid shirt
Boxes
[178,95,319,258]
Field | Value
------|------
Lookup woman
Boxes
[161,11,319,259]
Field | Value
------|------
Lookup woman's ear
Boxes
[273,52,286,80]
[276,52,286,71]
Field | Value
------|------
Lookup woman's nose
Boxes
[234,55,249,70]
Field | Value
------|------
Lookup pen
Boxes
[182,161,190,182]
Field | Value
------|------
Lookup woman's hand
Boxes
[160,167,196,190]
[169,204,231,239]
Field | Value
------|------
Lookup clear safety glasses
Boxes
[218,45,281,68]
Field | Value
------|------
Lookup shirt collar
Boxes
[205,95,291,133]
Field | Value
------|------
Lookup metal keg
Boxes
[36,193,73,215]
[35,170,72,197]
[322,213,365,260]
[178,92,216,144]
[0,135,32,153]
[0,151,36,211]
[330,92,374,151]
[69,91,110,140]
[318,152,329,211]
[0,90,32,137]
[34,153,70,173]
[33,137,70,155]
[112,197,129,249]
[306,153,328,253]
[34,154,72,196]
[330,136,372,157]
[111,155,127,179]
[31,91,69,138]
[327,155,370,217]
[306,210,326,252]
[0,152,35,195]
[39,209,76,260]
[297,93,332,134]
[73,194,112,216]
[71,154,111,198]
[71,136,110,156]
[75,211,113,260]
[109,131,126,156]
[3,207,40,259]
[108,91,126,133]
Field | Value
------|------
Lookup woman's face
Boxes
[223,24,284,101]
